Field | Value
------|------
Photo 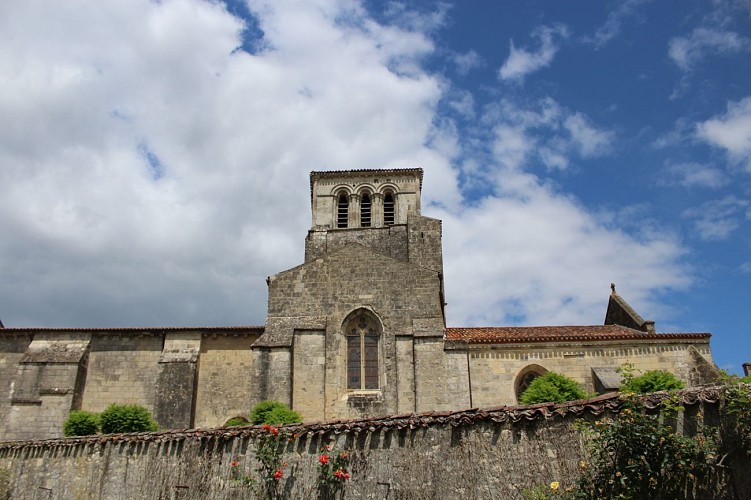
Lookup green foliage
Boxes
[519,372,588,405]
[620,366,685,394]
[99,404,157,434]
[62,410,99,437]
[254,425,288,499]
[265,406,302,425]
[723,383,751,455]
[574,397,717,499]
[224,416,250,427]
[317,448,351,498]
[251,401,301,425]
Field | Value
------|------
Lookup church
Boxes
[0,168,716,441]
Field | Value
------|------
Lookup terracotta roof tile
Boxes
[445,324,710,344]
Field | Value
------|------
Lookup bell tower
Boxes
[305,168,441,273]
[309,168,423,230]
[254,168,450,421]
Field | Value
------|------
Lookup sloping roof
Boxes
[604,284,655,333]
[0,326,264,335]
[445,324,710,344]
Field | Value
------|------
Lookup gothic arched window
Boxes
[346,312,380,390]
[383,192,395,225]
[515,365,547,402]
[360,193,371,227]
[337,193,349,228]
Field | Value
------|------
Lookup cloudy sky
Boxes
[1,0,749,373]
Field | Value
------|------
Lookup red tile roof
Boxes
[445,324,710,344]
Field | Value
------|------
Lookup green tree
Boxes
[63,410,99,437]
[224,416,250,427]
[250,401,302,425]
[621,368,685,394]
[519,372,588,405]
[575,397,716,499]
[99,404,158,434]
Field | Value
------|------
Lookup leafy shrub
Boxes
[575,397,716,498]
[224,416,250,427]
[621,369,685,394]
[99,404,158,434]
[519,372,587,405]
[251,401,302,425]
[264,406,302,425]
[63,410,99,437]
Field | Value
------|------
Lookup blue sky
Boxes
[0,0,749,374]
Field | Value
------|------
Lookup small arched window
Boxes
[360,194,371,227]
[383,192,395,225]
[346,312,380,390]
[515,364,547,402]
[337,194,349,228]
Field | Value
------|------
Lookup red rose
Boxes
[319,454,329,465]
[273,468,283,480]
[231,461,239,467]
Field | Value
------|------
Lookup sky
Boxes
[0,0,749,374]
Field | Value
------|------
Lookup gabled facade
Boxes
[0,168,718,440]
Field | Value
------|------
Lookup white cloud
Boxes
[0,0,690,334]
[437,166,690,327]
[498,24,570,83]
[587,0,652,49]
[0,0,452,327]
[451,50,483,76]
[563,113,614,157]
[696,96,751,171]
[669,27,750,71]
[484,98,613,171]
[683,196,749,240]
[665,162,729,189]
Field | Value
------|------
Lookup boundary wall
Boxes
[0,386,748,499]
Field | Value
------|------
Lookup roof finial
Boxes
[610,283,616,293]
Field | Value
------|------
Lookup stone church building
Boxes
[0,168,716,441]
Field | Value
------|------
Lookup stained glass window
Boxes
[346,312,380,390]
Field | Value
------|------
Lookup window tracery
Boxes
[346,312,380,390]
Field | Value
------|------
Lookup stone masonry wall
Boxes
[81,334,163,415]
[0,334,32,441]
[264,243,445,421]
[305,225,409,263]
[3,333,90,441]
[469,340,714,407]
[0,386,745,500]
[195,334,259,428]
